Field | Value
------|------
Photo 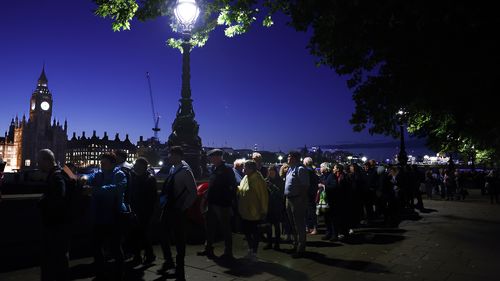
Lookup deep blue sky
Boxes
[0,0,430,158]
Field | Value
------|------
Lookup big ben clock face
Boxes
[40,101,50,111]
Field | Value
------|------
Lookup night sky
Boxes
[0,0,431,159]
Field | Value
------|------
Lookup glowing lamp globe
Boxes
[174,0,200,33]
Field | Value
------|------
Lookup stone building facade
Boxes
[66,131,137,167]
[0,67,67,171]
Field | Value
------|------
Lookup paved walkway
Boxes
[1,190,499,281]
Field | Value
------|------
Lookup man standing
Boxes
[129,157,157,265]
[85,153,127,280]
[38,149,69,281]
[158,147,197,281]
[284,151,310,258]
[197,149,237,260]
[303,157,319,235]
[252,152,268,178]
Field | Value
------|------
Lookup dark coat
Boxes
[325,172,350,213]
[39,167,67,227]
[207,162,237,207]
[130,172,158,219]
[266,176,285,222]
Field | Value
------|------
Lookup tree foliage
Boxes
[93,0,500,163]
[93,0,281,51]
[286,0,500,162]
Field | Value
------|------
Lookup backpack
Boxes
[160,165,196,210]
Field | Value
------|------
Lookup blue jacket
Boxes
[88,167,127,224]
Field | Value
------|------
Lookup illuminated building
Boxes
[0,67,67,171]
[66,131,137,167]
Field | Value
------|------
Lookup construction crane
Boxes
[146,72,160,140]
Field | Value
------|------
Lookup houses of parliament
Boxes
[0,67,138,172]
[0,67,67,171]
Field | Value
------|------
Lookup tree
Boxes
[93,0,500,163]
[286,0,500,162]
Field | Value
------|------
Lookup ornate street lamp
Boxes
[167,0,203,178]
[174,0,200,34]
[396,110,408,166]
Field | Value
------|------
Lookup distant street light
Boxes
[347,155,353,164]
[167,0,203,178]
[361,156,367,162]
[158,160,164,166]
[278,155,283,164]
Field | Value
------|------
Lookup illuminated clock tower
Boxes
[29,66,53,129]
[14,66,68,169]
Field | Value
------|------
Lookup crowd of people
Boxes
[21,148,500,281]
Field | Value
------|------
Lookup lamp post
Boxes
[167,0,203,178]
[278,155,283,164]
[396,110,408,166]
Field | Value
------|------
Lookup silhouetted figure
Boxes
[114,150,134,258]
[85,153,127,281]
[303,157,319,235]
[347,164,364,231]
[264,165,284,250]
[387,166,403,226]
[318,163,333,241]
[252,152,268,179]
[327,164,350,241]
[284,151,310,258]
[158,147,197,281]
[129,157,157,265]
[37,149,69,281]
[362,161,377,222]
[486,170,499,204]
[444,169,456,201]
[197,149,237,260]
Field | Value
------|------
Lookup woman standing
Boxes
[264,165,285,250]
[238,160,269,261]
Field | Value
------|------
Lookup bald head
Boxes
[38,149,56,172]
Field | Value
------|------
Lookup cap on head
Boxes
[207,149,223,157]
